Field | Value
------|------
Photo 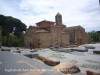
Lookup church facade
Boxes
[24,13,90,48]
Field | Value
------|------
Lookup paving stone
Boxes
[72,73,86,75]
[0,52,64,75]
[85,46,95,49]
[12,50,21,53]
[71,47,88,52]
[52,48,72,53]
[1,48,10,51]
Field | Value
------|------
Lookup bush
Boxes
[2,33,24,47]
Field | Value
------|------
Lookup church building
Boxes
[24,13,90,48]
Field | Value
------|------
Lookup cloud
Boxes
[0,0,100,32]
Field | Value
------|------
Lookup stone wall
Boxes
[75,26,90,44]
[24,13,91,48]
[65,26,90,45]
[32,33,40,48]
[39,32,51,48]
[24,25,69,48]
[24,34,33,47]
[0,27,2,47]
[33,26,69,48]
[24,20,90,48]
[50,26,64,47]
[62,32,69,47]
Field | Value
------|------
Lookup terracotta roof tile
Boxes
[36,20,55,24]
[63,25,84,32]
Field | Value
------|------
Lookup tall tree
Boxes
[28,25,33,29]
[0,14,27,46]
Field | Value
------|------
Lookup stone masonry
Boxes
[24,13,90,48]
[63,26,91,45]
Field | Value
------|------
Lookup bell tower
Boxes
[55,12,62,25]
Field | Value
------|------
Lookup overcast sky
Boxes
[0,0,100,32]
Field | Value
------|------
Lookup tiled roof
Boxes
[63,25,84,32]
[36,20,55,24]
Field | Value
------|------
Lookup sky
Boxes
[0,0,100,32]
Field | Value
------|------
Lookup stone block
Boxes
[93,50,100,54]
[86,69,100,75]
[71,48,88,52]
[53,62,80,74]
[1,48,10,51]
[36,55,60,66]
[85,46,95,49]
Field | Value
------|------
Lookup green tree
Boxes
[2,36,7,46]
[88,30,100,42]
[0,14,27,46]
[3,33,25,47]
[28,25,33,29]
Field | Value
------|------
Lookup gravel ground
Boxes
[2,43,100,74]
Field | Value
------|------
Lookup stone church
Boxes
[24,13,90,48]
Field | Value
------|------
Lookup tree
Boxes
[28,25,33,29]
[0,14,27,46]
[87,30,100,42]
[2,36,7,46]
